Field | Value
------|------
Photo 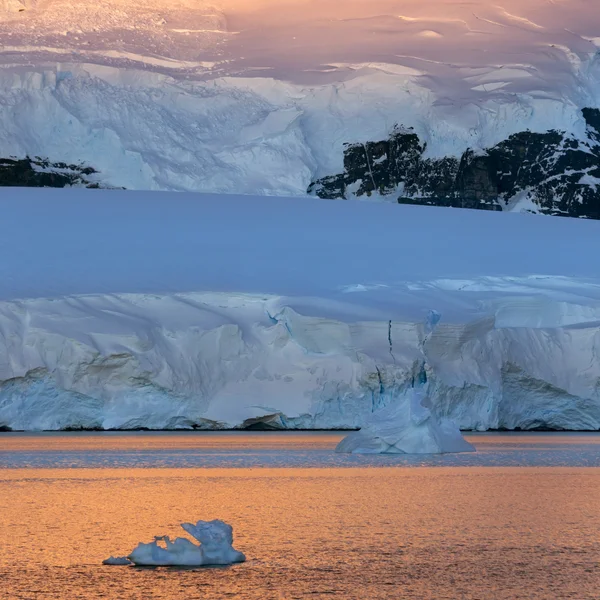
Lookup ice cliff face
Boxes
[2,290,600,432]
[2,191,600,432]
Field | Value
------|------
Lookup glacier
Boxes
[0,61,584,196]
[2,189,600,431]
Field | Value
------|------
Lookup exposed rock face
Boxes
[309,108,600,219]
[0,157,102,188]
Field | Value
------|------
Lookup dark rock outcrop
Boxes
[0,156,101,188]
[309,108,600,219]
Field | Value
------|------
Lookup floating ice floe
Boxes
[102,556,133,566]
[123,520,246,567]
[336,386,475,455]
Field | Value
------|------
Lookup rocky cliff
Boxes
[309,108,600,219]
[0,157,102,188]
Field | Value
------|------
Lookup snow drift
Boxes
[2,189,600,431]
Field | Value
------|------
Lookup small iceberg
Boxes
[336,386,475,455]
[125,519,246,567]
[102,556,133,566]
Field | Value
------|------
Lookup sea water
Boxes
[0,432,599,599]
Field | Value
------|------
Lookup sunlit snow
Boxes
[0,1,598,194]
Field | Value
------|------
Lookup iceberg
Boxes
[336,385,475,454]
[126,520,246,567]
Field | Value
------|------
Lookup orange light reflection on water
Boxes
[2,435,600,598]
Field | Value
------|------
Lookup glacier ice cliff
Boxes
[2,289,600,432]
[3,191,600,432]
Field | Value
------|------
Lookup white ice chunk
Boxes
[127,520,246,567]
[336,387,475,454]
[102,556,132,566]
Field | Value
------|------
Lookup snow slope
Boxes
[3,189,600,431]
[2,0,600,94]
[0,1,599,194]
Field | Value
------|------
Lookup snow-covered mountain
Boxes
[0,1,600,216]
[2,190,600,431]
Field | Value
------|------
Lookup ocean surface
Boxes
[1,432,599,599]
